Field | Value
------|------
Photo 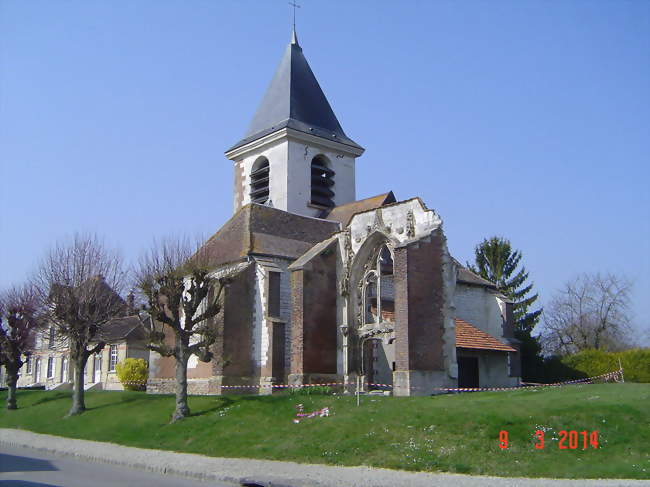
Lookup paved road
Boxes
[0,445,233,487]
[1,429,648,487]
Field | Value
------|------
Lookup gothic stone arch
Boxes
[346,230,398,389]
[346,225,452,395]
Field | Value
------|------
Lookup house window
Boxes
[310,155,335,207]
[47,357,54,379]
[61,357,68,382]
[48,327,55,348]
[35,358,41,381]
[26,356,32,374]
[109,344,118,371]
[250,157,270,204]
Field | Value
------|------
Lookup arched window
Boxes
[362,245,395,325]
[250,157,270,204]
[310,155,335,207]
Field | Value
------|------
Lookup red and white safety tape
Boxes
[426,369,623,393]
[127,368,623,392]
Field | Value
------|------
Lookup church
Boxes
[147,30,521,396]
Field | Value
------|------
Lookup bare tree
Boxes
[135,237,227,422]
[0,284,41,409]
[34,234,127,416]
[541,272,633,355]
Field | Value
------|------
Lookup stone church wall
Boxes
[289,241,339,384]
[454,283,505,340]
[251,257,293,387]
[279,262,292,379]
[344,199,459,395]
[221,263,256,379]
[457,349,519,388]
[148,263,257,395]
[252,263,268,373]
[286,141,356,217]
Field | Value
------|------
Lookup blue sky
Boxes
[1,1,648,342]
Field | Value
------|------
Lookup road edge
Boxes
[0,428,647,487]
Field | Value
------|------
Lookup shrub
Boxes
[562,349,617,378]
[618,348,650,383]
[115,358,149,391]
[561,348,650,383]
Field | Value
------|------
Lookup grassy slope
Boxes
[0,384,648,479]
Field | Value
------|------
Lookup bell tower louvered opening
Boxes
[311,155,335,208]
[250,157,270,204]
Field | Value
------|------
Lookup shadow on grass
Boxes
[236,394,298,404]
[191,397,235,417]
[29,392,70,407]
[86,395,145,411]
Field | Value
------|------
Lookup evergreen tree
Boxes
[467,236,543,380]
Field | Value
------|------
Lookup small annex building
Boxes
[147,30,520,396]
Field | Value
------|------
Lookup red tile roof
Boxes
[455,318,516,352]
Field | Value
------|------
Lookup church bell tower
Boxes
[225,30,364,218]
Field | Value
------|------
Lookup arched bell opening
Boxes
[310,155,335,207]
[250,156,270,204]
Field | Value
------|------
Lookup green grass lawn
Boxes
[1,384,648,479]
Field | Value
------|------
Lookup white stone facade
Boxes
[251,257,293,387]
[332,198,460,394]
[227,129,360,217]
[454,283,505,340]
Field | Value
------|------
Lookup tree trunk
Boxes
[6,368,18,410]
[68,354,88,416]
[172,341,190,423]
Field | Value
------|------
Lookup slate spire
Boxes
[227,31,362,152]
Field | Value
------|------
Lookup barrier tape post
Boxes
[356,375,361,407]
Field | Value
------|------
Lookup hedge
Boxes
[562,348,650,383]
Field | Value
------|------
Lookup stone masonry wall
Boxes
[393,236,445,371]
[290,241,338,377]
[233,160,244,213]
[222,264,256,378]
[454,284,505,341]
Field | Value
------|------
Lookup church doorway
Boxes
[458,356,479,388]
[364,338,394,389]
[271,322,286,385]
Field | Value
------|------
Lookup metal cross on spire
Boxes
[289,1,301,30]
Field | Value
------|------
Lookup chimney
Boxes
[126,291,135,315]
